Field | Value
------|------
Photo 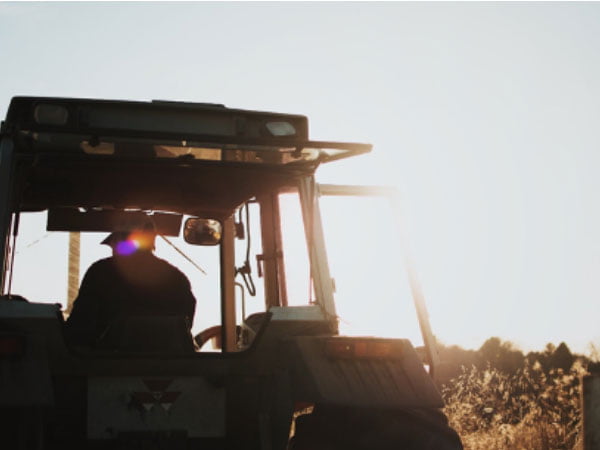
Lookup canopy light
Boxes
[34,104,69,126]
[265,121,296,137]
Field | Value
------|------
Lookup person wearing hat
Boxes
[64,225,197,349]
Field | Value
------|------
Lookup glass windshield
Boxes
[319,194,424,346]
[279,193,312,306]
[9,211,221,338]
[232,193,313,322]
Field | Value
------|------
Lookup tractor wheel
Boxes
[288,406,462,450]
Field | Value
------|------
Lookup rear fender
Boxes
[287,336,443,409]
[0,300,64,406]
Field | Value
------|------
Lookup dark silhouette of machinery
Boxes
[0,97,462,449]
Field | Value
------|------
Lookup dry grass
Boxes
[442,361,586,450]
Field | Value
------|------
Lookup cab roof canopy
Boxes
[2,97,371,218]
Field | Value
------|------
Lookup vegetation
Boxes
[439,338,595,450]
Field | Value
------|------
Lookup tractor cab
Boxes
[0,97,371,350]
[0,97,461,449]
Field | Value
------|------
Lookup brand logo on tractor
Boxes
[131,379,181,412]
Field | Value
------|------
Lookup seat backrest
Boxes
[96,315,196,354]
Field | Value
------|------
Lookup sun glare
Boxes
[115,240,139,256]
[278,192,425,346]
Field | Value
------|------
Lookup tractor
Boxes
[0,97,462,449]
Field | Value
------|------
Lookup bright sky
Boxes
[1,2,599,354]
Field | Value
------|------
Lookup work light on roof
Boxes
[34,104,69,126]
[265,121,296,137]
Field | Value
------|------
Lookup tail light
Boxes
[0,335,26,359]
[324,338,401,359]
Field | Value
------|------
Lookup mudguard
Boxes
[0,301,58,406]
[288,336,444,409]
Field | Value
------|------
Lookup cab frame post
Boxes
[298,176,338,330]
[0,137,15,295]
[220,215,237,352]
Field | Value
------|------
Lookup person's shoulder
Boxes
[89,256,113,267]
[78,257,115,284]
[154,256,184,273]
[153,255,189,279]
[86,257,115,273]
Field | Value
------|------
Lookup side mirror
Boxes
[183,218,222,246]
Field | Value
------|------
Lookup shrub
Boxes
[442,361,585,449]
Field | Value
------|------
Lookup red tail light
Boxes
[324,339,400,359]
[0,335,26,358]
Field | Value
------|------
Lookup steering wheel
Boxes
[194,325,222,350]
[194,325,244,350]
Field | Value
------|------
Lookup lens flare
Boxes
[115,239,139,256]
[129,232,154,250]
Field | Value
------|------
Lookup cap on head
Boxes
[101,218,157,255]
[101,231,127,247]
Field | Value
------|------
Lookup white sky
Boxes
[1,2,599,354]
